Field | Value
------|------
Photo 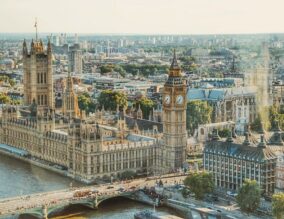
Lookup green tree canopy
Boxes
[0,75,16,87]
[134,96,156,119]
[218,128,231,138]
[236,179,261,213]
[272,193,284,219]
[100,65,113,74]
[183,171,214,200]
[119,170,137,180]
[186,100,212,134]
[0,93,11,104]
[269,105,284,131]
[99,64,168,77]
[78,92,96,113]
[97,90,127,111]
[121,64,169,77]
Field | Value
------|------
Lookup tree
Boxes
[97,90,127,111]
[119,170,136,180]
[181,187,190,198]
[0,76,16,87]
[8,78,16,87]
[186,100,212,134]
[78,92,96,113]
[135,97,156,119]
[269,105,284,131]
[183,171,214,200]
[218,128,231,138]
[236,179,261,213]
[272,193,284,219]
[0,93,11,104]
[100,65,113,74]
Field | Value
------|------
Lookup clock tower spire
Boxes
[162,50,187,172]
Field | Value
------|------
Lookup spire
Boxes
[66,72,73,92]
[170,49,180,70]
[258,135,267,148]
[23,39,28,56]
[47,37,52,55]
[243,132,250,146]
[137,104,143,119]
[30,39,35,54]
[34,17,38,41]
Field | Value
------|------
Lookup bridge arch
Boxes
[17,202,97,219]
[18,212,42,219]
[97,194,130,207]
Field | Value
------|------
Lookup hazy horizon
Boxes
[1,0,284,35]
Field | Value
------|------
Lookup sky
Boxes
[1,0,284,35]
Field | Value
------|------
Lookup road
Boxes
[0,174,186,216]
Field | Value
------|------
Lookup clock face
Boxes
[164,95,171,104]
[176,95,184,105]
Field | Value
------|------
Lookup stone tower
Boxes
[162,50,187,172]
[62,73,80,118]
[23,39,53,111]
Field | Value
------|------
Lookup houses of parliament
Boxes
[0,39,188,183]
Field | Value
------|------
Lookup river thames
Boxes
[0,154,182,218]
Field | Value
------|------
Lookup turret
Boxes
[168,49,182,77]
[243,132,250,146]
[23,39,28,56]
[258,135,267,148]
[137,104,143,119]
[30,39,35,54]
[47,38,52,56]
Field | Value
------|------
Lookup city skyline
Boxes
[1,0,284,35]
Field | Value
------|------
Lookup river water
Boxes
[0,154,182,219]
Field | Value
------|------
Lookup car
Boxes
[212,195,218,201]
[227,191,237,197]
[107,186,114,189]
[117,187,125,192]
[216,209,222,213]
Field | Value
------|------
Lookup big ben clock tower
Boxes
[162,50,187,172]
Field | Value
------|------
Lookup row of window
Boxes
[37,72,47,84]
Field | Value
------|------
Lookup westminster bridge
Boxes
[0,174,186,219]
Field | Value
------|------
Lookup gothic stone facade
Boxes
[0,45,187,182]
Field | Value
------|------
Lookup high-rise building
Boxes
[22,39,54,111]
[68,44,82,74]
[162,50,187,172]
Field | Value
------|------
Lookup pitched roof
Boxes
[205,137,277,162]
[125,115,163,132]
